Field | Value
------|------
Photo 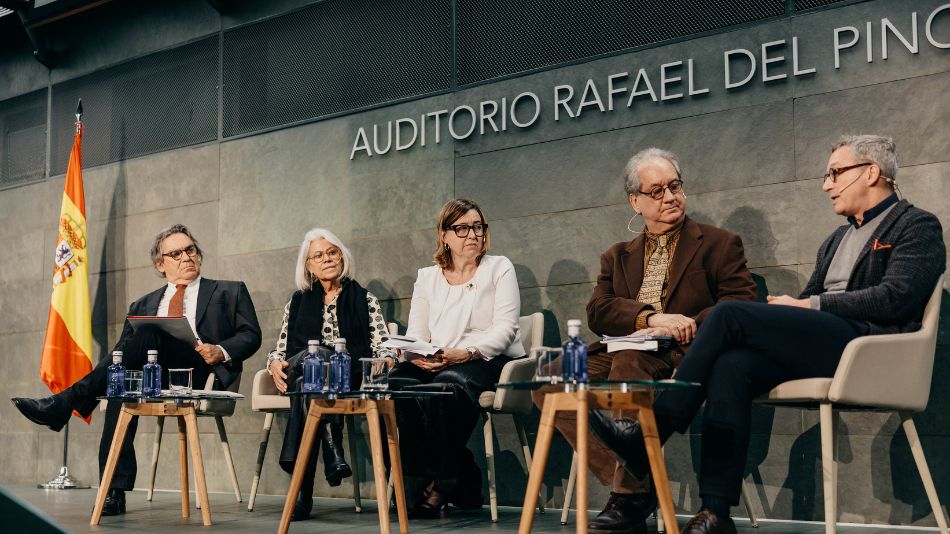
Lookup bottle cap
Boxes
[334,337,347,351]
[112,352,122,364]
[567,319,581,336]
[308,339,319,348]
[147,349,158,361]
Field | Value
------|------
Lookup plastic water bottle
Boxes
[328,343,342,393]
[334,338,351,393]
[106,351,126,397]
[562,320,589,383]
[302,340,323,393]
[142,349,162,396]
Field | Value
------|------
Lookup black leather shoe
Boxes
[320,417,352,487]
[11,396,71,432]
[682,510,737,534]
[588,412,650,480]
[588,492,656,533]
[101,489,126,516]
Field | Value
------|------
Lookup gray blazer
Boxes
[800,199,945,334]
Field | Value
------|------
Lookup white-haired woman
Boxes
[265,228,393,521]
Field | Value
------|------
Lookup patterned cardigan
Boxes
[800,199,945,334]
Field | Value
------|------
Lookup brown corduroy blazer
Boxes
[586,217,757,343]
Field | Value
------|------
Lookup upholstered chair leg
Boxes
[147,416,165,501]
[482,412,499,522]
[248,411,274,512]
[346,414,362,513]
[901,412,949,534]
[819,403,837,534]
[560,451,577,525]
[215,416,242,502]
[741,479,758,527]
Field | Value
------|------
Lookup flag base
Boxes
[38,466,90,490]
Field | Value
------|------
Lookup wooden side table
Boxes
[91,398,218,526]
[517,387,680,534]
[277,395,409,534]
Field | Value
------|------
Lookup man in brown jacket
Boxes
[532,147,757,533]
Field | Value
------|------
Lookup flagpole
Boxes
[39,99,90,491]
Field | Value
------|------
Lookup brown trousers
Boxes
[530,348,674,494]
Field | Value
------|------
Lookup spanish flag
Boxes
[40,108,93,422]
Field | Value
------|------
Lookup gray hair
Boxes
[295,228,355,291]
[622,147,682,196]
[149,224,204,278]
[832,134,898,184]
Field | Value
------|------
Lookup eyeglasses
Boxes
[447,223,488,238]
[162,245,199,261]
[822,162,871,183]
[638,179,684,200]
[308,248,341,263]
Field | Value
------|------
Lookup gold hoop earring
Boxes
[627,213,643,235]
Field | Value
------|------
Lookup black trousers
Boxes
[389,356,511,485]
[651,301,868,504]
[57,325,213,491]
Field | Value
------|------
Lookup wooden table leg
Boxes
[178,416,190,518]
[184,407,212,526]
[636,397,678,534]
[278,399,322,534]
[91,406,134,525]
[380,403,408,534]
[518,395,559,534]
[365,402,392,534]
[576,390,589,534]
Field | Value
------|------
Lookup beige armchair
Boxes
[478,312,546,522]
[759,274,947,534]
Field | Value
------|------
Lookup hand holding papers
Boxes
[381,334,441,357]
[128,315,200,346]
[602,333,675,352]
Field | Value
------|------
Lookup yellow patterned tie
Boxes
[637,235,669,312]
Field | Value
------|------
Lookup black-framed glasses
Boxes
[638,179,684,200]
[447,223,488,238]
[308,248,341,262]
[162,245,199,261]
[822,162,871,183]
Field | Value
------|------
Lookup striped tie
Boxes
[637,235,669,312]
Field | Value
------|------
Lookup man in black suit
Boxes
[12,223,262,516]
[589,135,946,534]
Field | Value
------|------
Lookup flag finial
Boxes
[75,99,82,133]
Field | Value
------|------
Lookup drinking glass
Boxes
[124,370,143,397]
[168,368,193,395]
[360,357,391,391]
[533,347,563,383]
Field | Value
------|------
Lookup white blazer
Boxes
[405,255,525,360]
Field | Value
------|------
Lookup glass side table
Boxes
[91,393,240,526]
[497,380,697,534]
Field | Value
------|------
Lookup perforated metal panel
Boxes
[50,36,218,175]
[456,0,786,86]
[221,0,452,138]
[796,0,852,11]
[0,89,47,189]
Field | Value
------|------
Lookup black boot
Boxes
[11,395,72,432]
[291,454,317,521]
[320,416,352,487]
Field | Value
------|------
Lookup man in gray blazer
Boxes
[589,135,946,534]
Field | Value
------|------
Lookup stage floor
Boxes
[4,485,935,533]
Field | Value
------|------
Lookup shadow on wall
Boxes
[91,119,128,364]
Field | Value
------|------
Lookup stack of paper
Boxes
[159,389,245,399]
[381,334,440,356]
[602,334,675,353]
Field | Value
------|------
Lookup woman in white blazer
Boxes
[390,198,525,518]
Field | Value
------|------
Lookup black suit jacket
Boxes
[114,277,262,389]
[800,200,945,334]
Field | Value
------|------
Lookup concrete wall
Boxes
[1,0,949,527]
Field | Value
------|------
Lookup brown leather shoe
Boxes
[587,492,655,533]
[682,510,737,534]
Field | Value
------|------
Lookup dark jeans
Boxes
[651,301,868,504]
[389,356,511,486]
[57,325,213,491]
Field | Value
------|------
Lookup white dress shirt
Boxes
[406,255,525,360]
[157,276,230,362]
